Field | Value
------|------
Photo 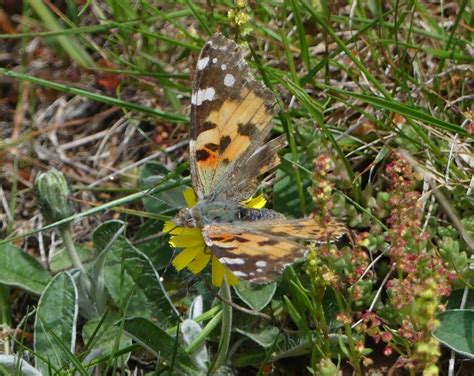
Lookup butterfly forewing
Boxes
[190,34,279,201]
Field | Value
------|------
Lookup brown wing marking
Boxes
[202,225,306,284]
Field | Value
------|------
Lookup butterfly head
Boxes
[173,207,198,228]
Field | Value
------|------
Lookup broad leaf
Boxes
[34,272,78,374]
[236,326,280,348]
[139,162,187,213]
[133,219,174,271]
[0,242,51,294]
[82,314,132,367]
[95,221,179,326]
[122,317,198,375]
[50,244,95,274]
[234,281,276,312]
[180,319,209,371]
[435,309,474,358]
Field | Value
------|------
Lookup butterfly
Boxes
[172,33,345,284]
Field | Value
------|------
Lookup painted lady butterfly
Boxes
[173,34,345,283]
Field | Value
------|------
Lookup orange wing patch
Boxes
[194,89,271,168]
[192,86,275,197]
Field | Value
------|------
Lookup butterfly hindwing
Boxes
[190,34,280,200]
[202,216,345,284]
[203,224,306,284]
[251,217,347,242]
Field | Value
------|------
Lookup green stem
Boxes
[60,224,85,273]
[61,224,93,297]
[0,284,10,354]
[210,278,232,374]
[186,310,222,354]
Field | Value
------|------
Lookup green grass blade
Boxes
[323,86,470,137]
[27,0,95,68]
[0,68,188,123]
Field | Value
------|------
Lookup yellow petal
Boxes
[164,223,200,238]
[242,194,266,209]
[212,256,240,286]
[172,246,203,271]
[212,256,225,286]
[183,187,197,207]
[163,221,178,233]
[169,233,205,248]
[225,268,240,286]
[187,249,211,274]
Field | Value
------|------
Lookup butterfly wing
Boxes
[190,33,281,201]
[203,224,306,284]
[251,217,347,242]
[202,217,346,284]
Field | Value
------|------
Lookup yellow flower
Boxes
[164,187,266,287]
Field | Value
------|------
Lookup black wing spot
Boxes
[192,121,217,140]
[234,236,251,243]
[258,239,279,246]
[238,122,256,136]
[196,149,210,161]
[205,143,219,152]
[202,121,217,131]
[219,135,231,153]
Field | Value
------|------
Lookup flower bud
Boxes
[35,168,74,223]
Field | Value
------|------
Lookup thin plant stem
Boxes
[61,224,93,296]
[209,278,232,374]
[60,224,85,273]
[0,285,10,354]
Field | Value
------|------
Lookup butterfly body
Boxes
[172,34,345,284]
[175,200,285,228]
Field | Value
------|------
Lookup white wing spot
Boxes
[219,257,245,265]
[197,56,209,70]
[221,64,227,70]
[191,87,216,106]
[256,268,263,273]
[212,57,218,63]
[233,271,248,278]
[224,73,235,87]
[255,260,267,268]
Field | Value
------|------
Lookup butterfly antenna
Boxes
[160,246,179,283]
